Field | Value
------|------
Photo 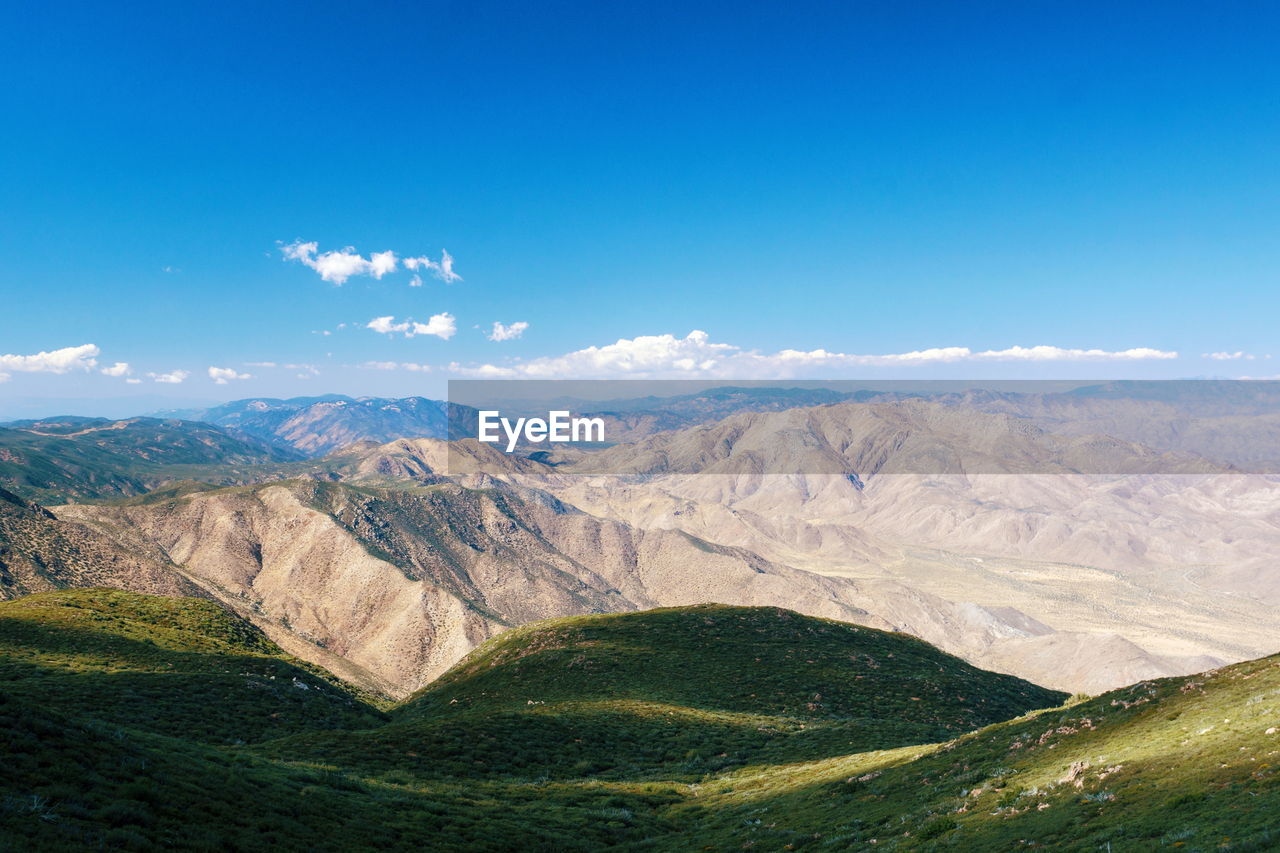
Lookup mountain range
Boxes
[0,416,297,503]
[4,388,1278,698]
[2,383,1279,848]
[174,395,452,457]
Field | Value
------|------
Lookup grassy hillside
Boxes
[0,690,678,852]
[0,589,383,742]
[675,651,1280,851]
[0,417,299,503]
[411,605,1062,722]
[2,589,1277,851]
[260,605,1063,783]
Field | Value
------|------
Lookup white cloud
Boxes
[208,366,251,385]
[961,345,1175,363]
[413,313,457,339]
[100,362,132,377]
[403,249,462,283]
[355,361,433,373]
[280,240,399,285]
[282,241,461,286]
[448,331,1180,379]
[0,344,100,382]
[366,313,457,340]
[148,370,190,384]
[1203,351,1256,361]
[369,250,397,278]
[487,321,529,342]
[125,378,142,384]
[367,316,407,335]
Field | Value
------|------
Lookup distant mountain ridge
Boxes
[482,382,1280,469]
[181,395,452,457]
[0,416,298,504]
[174,383,1280,470]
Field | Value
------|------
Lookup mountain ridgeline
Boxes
[181,384,1280,470]
[185,395,453,457]
[0,416,299,503]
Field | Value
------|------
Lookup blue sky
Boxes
[2,1,1278,415]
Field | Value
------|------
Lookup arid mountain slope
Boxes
[570,400,1229,476]
[59,480,910,696]
[0,486,197,601]
[940,390,1280,472]
[56,473,1174,695]
[19,396,1274,697]
[319,414,1277,691]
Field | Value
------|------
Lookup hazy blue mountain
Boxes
[186,395,451,457]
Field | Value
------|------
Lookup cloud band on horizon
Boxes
[445,330,1179,379]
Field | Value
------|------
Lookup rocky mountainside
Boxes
[316,409,1278,693]
[0,486,198,601]
[478,404,1280,681]
[951,390,1280,472]
[7,394,1277,698]
[54,444,1224,695]
[56,479,895,696]
[568,399,1232,476]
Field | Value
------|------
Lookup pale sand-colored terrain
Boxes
[331,404,1279,693]
[48,400,1280,698]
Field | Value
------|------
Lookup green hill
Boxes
[0,589,383,743]
[0,688,678,852]
[2,589,1277,851]
[411,604,1062,722]
[675,651,1280,851]
[285,605,1063,783]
